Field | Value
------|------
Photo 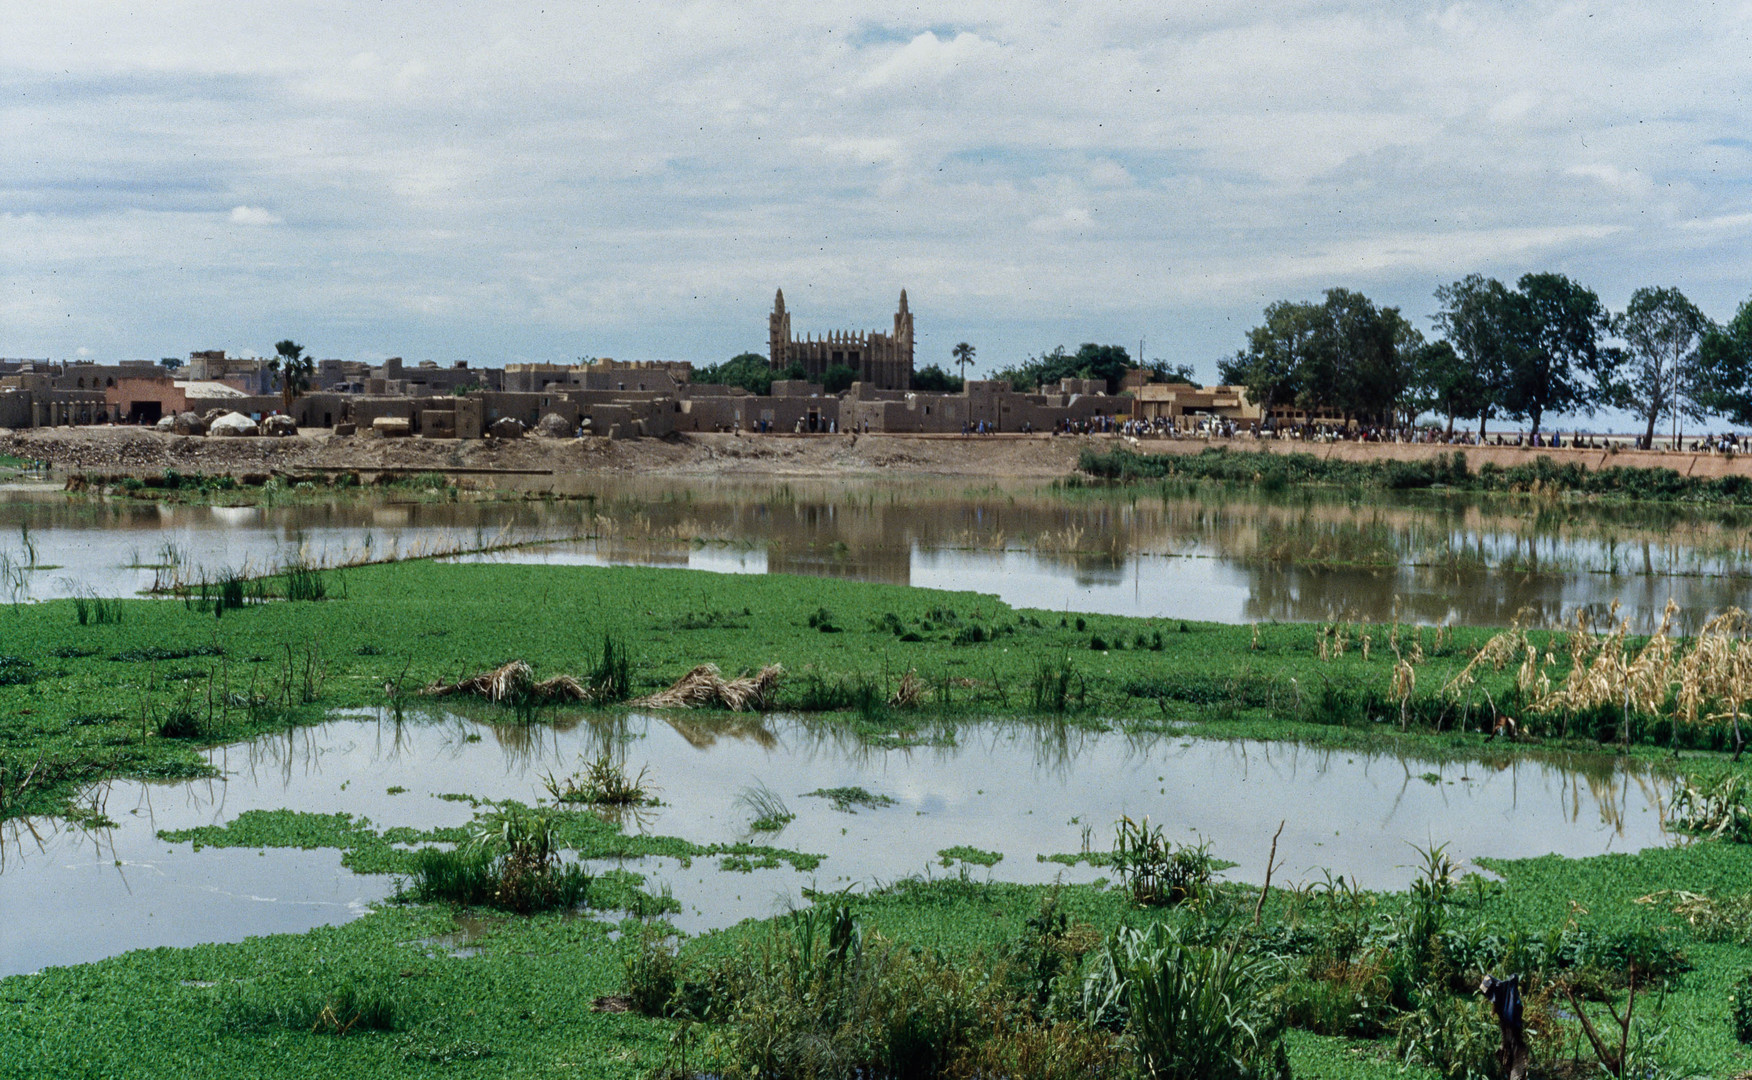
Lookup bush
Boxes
[1085,922,1289,1080]
[1031,657,1086,713]
[699,904,991,1079]
[1111,817,1217,907]
[1393,992,1497,1080]
[401,809,592,914]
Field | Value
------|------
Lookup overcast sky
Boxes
[5,1,1751,401]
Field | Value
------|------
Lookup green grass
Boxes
[0,558,1742,823]
[6,558,1752,1075]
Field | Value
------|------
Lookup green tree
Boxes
[1502,272,1615,437]
[691,353,803,396]
[1696,297,1752,425]
[1218,300,1319,419]
[820,364,857,394]
[1434,275,1519,439]
[1616,286,1714,447]
[951,341,975,385]
[911,364,964,393]
[268,339,314,419]
[1413,340,1489,435]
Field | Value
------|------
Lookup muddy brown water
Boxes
[0,710,1670,977]
[0,479,1749,631]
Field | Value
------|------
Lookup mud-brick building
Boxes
[839,379,1125,434]
[1129,383,1261,428]
[768,289,914,391]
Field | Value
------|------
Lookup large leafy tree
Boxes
[911,364,964,393]
[1694,296,1752,426]
[1433,275,1520,438]
[1616,287,1714,447]
[1413,339,1489,435]
[269,339,315,418]
[1222,291,1418,427]
[1502,272,1615,437]
[1217,300,1319,418]
[991,343,1136,393]
[692,353,804,395]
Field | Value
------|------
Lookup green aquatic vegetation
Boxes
[1669,772,1752,842]
[938,844,1003,868]
[735,781,794,832]
[224,980,401,1036]
[1111,817,1221,908]
[542,752,655,805]
[157,800,825,879]
[1086,921,1291,1080]
[395,806,597,914]
[801,786,895,813]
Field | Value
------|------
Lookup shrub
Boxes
[1085,922,1289,1080]
[401,808,592,914]
[1393,992,1497,1080]
[1111,816,1217,907]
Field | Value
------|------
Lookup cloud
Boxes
[227,206,282,226]
[0,1,1749,400]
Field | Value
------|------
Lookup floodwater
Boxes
[0,479,1750,631]
[0,710,1672,976]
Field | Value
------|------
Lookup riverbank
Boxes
[8,423,1752,486]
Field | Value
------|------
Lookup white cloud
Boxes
[1,1,1749,390]
[228,206,283,226]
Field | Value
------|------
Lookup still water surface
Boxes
[0,479,1749,630]
[0,711,1670,976]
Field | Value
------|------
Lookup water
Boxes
[0,710,1672,976]
[0,480,1748,630]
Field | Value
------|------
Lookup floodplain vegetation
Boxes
[4,560,1752,1077]
[1078,446,1752,510]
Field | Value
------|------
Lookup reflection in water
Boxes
[1,479,1750,629]
[0,709,1672,976]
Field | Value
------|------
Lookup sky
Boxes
[5,1,1752,410]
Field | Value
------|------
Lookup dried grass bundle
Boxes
[634,663,783,712]
[422,661,605,704]
[889,669,926,709]
[423,659,535,703]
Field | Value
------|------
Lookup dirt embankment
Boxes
[0,427,1092,481]
[7,425,1746,483]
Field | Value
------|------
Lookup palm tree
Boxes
[951,342,975,386]
[269,339,315,419]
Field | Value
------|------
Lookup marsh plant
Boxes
[1111,816,1218,907]
[1669,772,1752,842]
[542,752,654,806]
[1083,922,1290,1080]
[735,781,794,832]
[1031,655,1087,714]
[224,980,400,1036]
[69,587,123,626]
[402,807,592,914]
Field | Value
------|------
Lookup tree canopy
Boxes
[690,353,803,396]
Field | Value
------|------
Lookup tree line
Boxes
[1217,276,1752,444]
